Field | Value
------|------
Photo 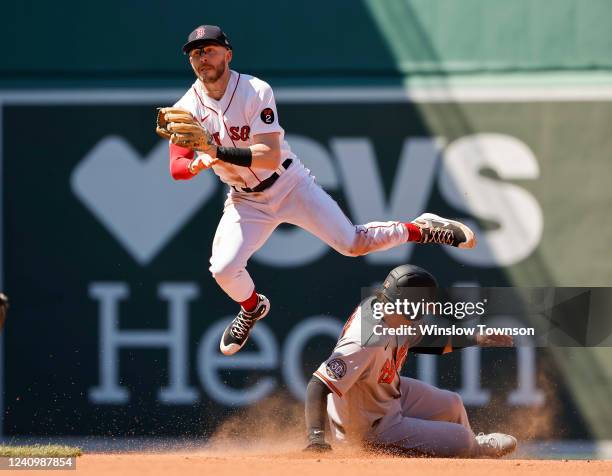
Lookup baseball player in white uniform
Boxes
[165,25,477,356]
[304,265,517,458]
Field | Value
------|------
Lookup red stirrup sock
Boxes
[240,291,259,312]
[404,223,422,242]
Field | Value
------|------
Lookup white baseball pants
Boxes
[209,166,408,302]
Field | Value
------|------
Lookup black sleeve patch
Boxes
[325,358,347,379]
[260,108,275,124]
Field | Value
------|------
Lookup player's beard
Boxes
[200,62,226,84]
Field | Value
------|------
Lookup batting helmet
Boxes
[380,264,437,303]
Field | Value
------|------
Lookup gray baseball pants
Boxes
[370,377,477,457]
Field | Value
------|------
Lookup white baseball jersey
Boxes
[174,70,298,189]
[313,297,422,443]
[173,72,411,305]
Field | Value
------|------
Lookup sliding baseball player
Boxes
[305,265,517,458]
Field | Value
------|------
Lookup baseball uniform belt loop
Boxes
[232,158,293,193]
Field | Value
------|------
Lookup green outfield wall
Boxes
[3,0,612,85]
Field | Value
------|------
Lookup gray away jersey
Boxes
[313,297,422,443]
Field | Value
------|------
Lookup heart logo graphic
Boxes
[71,136,217,265]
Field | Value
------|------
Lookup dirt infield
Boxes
[76,452,611,476]
[31,393,612,474]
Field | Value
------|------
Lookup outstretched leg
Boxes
[399,377,471,429]
[370,416,477,458]
[369,377,516,458]
[370,377,476,457]
[278,176,475,256]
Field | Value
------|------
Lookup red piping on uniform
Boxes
[314,371,343,397]
[222,74,262,183]
[223,73,241,114]
[246,165,262,182]
[192,86,219,116]
[192,75,262,185]
[214,78,262,183]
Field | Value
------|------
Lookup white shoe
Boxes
[412,213,477,249]
[475,432,517,458]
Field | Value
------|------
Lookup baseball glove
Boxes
[155,107,215,152]
[0,293,8,331]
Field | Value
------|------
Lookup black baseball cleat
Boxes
[412,213,477,249]
[220,294,270,356]
[475,433,517,458]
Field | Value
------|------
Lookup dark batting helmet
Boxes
[380,264,438,303]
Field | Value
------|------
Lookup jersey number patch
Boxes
[260,108,275,124]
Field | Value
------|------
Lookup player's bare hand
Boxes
[303,441,332,453]
[189,154,218,175]
[476,333,513,347]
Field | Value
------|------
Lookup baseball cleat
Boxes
[475,433,517,458]
[220,294,270,356]
[412,213,476,249]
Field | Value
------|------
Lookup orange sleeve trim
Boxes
[442,337,453,354]
[314,371,343,397]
